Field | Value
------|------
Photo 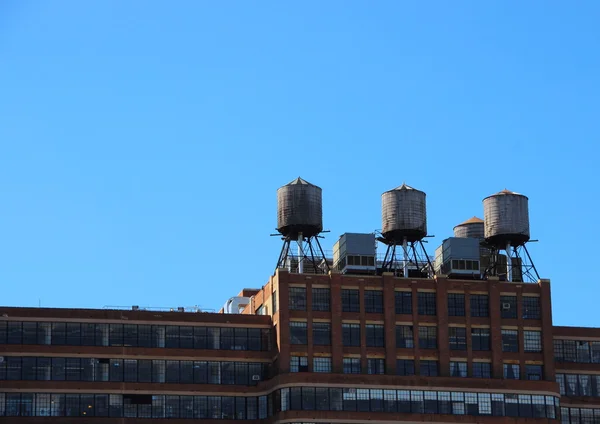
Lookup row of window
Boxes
[280,387,559,419]
[290,356,543,380]
[0,356,267,385]
[556,373,600,397]
[0,321,271,351]
[290,321,542,353]
[289,289,541,319]
[554,339,600,363]
[561,407,600,424]
[0,393,271,419]
[0,390,561,420]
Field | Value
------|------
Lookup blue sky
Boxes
[1,1,598,326]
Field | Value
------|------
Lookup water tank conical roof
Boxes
[277,177,323,238]
[483,189,530,247]
[453,216,485,239]
[381,183,427,243]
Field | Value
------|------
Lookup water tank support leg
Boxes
[506,242,512,282]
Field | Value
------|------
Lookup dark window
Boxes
[52,323,67,345]
[313,357,331,373]
[313,322,331,345]
[418,326,437,349]
[123,324,137,347]
[289,322,307,345]
[418,292,436,315]
[396,359,415,376]
[22,322,37,345]
[500,296,517,319]
[502,330,519,352]
[123,360,137,382]
[179,326,194,349]
[420,360,438,376]
[525,365,543,381]
[365,290,383,313]
[473,362,492,378]
[524,331,542,353]
[343,358,361,374]
[272,290,277,313]
[395,291,412,314]
[396,325,414,348]
[523,297,541,319]
[220,328,234,350]
[503,363,520,379]
[472,328,491,351]
[21,357,36,380]
[448,294,465,316]
[65,323,81,346]
[450,361,467,377]
[342,323,361,347]
[65,358,81,381]
[0,321,6,343]
[81,323,96,346]
[342,289,360,312]
[366,324,384,347]
[449,327,467,350]
[290,356,308,372]
[7,322,22,344]
[289,287,307,311]
[312,288,330,311]
[470,294,489,317]
[109,324,123,347]
[367,358,385,375]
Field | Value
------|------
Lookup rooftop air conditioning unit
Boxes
[502,303,511,310]
[177,307,185,312]
[132,306,140,311]
[251,375,261,381]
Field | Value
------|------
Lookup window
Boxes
[366,324,384,347]
[471,328,490,351]
[343,358,361,374]
[290,356,308,373]
[395,291,412,314]
[525,365,543,381]
[503,364,520,380]
[523,297,540,319]
[502,330,519,352]
[470,294,489,317]
[449,327,467,350]
[289,322,307,345]
[473,362,492,378]
[418,326,437,349]
[418,292,436,315]
[313,357,331,373]
[342,289,360,312]
[396,359,415,376]
[342,323,360,347]
[524,331,542,353]
[272,291,277,313]
[396,325,414,348]
[312,322,331,345]
[365,290,383,313]
[500,296,517,319]
[289,287,307,311]
[312,288,330,312]
[420,360,438,376]
[448,294,465,317]
[367,358,385,375]
[450,361,467,377]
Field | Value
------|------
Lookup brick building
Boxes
[0,181,598,423]
[0,267,597,423]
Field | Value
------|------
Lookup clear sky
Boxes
[1,1,599,326]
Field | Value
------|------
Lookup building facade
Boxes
[0,269,598,423]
